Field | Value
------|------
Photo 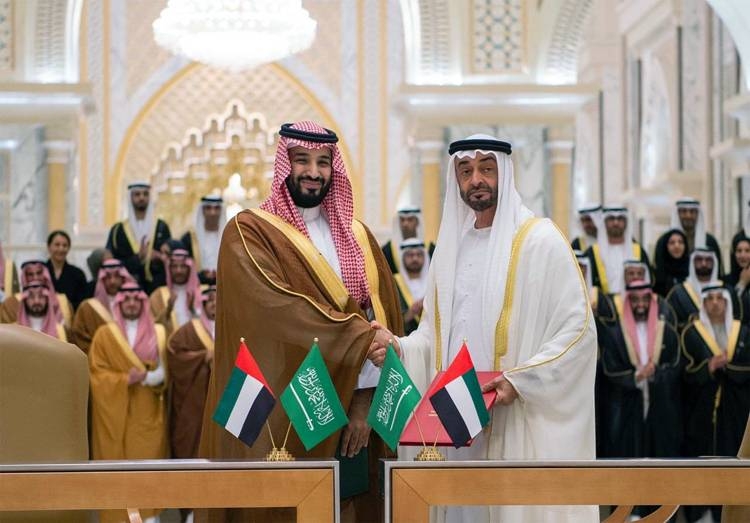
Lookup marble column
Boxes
[43,140,74,233]
[546,138,574,237]
[415,140,443,244]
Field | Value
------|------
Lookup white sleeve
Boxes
[398,311,433,395]
[356,359,381,389]
[142,361,164,387]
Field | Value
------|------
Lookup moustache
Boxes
[298,175,324,183]
[466,183,492,196]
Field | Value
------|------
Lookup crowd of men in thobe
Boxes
[2,117,750,523]
[0,186,223,523]
[573,198,750,522]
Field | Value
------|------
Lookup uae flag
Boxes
[428,343,490,448]
[213,339,275,447]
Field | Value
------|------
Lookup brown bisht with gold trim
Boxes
[89,321,167,523]
[167,318,214,459]
[198,210,403,522]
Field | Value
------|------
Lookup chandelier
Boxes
[153,0,317,72]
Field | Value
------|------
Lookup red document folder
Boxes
[399,371,501,447]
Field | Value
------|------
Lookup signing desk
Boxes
[385,459,750,523]
[0,459,339,522]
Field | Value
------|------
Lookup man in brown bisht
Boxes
[168,284,215,458]
[198,121,402,523]
[72,259,134,353]
[168,285,216,523]
[0,260,73,326]
[89,281,167,523]
[16,282,70,341]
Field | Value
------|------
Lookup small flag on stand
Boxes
[367,344,421,451]
[280,339,348,451]
[213,339,275,447]
[428,343,490,448]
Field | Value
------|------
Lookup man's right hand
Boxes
[137,237,149,262]
[127,367,146,385]
[709,354,728,374]
[635,361,656,382]
[367,321,399,367]
[404,299,424,323]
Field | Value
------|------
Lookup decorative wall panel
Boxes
[471,0,524,74]
[0,0,12,73]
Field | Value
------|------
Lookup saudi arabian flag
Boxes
[212,339,276,447]
[367,345,421,451]
[429,343,490,448]
[280,341,348,451]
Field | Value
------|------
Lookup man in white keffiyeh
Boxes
[370,133,598,523]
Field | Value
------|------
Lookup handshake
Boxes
[366,320,401,367]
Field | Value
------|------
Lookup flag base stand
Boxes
[414,446,445,461]
[266,447,295,462]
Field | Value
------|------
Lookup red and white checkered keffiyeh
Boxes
[18,283,61,338]
[260,121,370,308]
[113,282,158,362]
[166,248,202,313]
[21,261,64,324]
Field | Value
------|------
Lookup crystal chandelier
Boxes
[153,0,317,72]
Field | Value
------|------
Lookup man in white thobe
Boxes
[370,134,598,522]
[586,205,651,295]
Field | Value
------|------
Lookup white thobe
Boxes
[448,226,493,370]
[132,218,151,245]
[200,230,220,271]
[442,227,495,521]
[172,284,192,327]
[400,218,598,523]
[29,316,44,333]
[635,321,650,419]
[711,323,728,352]
[125,319,139,347]
[107,295,117,317]
[602,242,629,294]
[298,206,378,389]
[405,273,427,302]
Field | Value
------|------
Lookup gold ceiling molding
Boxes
[150,99,277,235]
[110,61,359,227]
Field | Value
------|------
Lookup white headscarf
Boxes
[744,200,750,237]
[426,134,534,368]
[598,205,635,294]
[671,197,707,249]
[391,206,424,246]
[575,202,601,247]
[687,249,719,294]
[126,181,155,243]
[193,195,225,271]
[400,238,430,300]
[575,250,593,291]
[699,283,734,342]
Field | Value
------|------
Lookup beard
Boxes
[459,183,498,212]
[695,267,713,278]
[286,175,332,208]
[27,303,48,317]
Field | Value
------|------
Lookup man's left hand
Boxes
[340,389,372,458]
[481,375,518,407]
